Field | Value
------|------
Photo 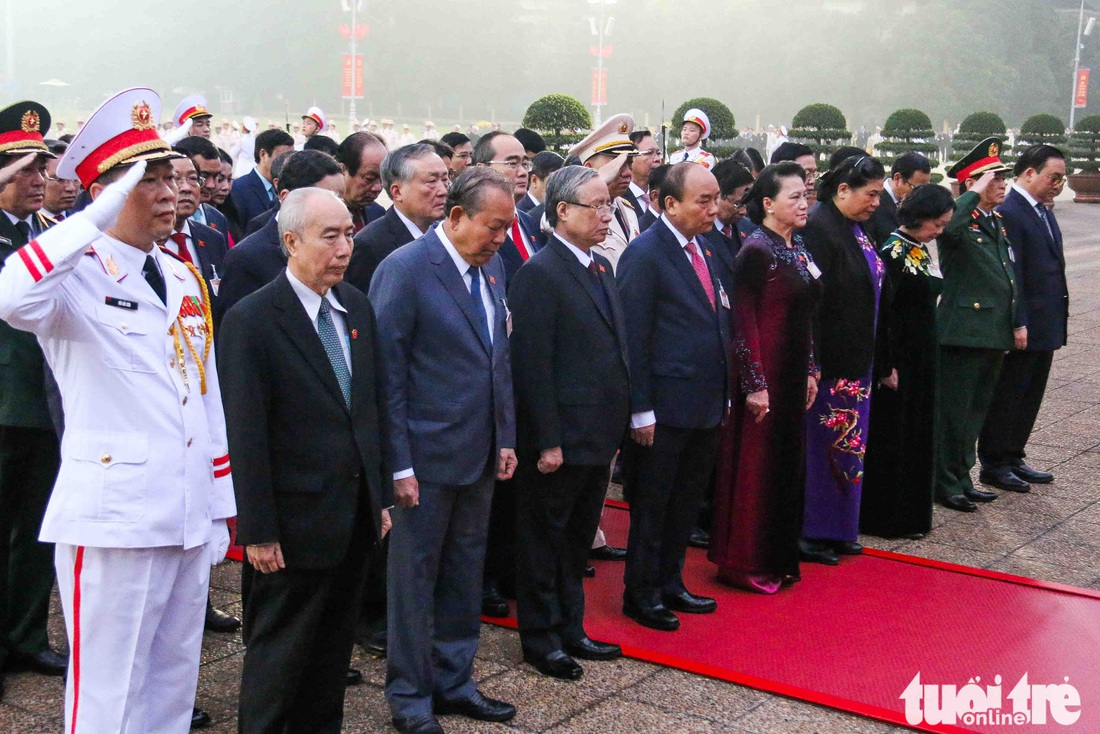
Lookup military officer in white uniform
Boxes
[674,108,717,170]
[0,87,235,734]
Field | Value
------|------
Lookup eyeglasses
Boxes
[566,201,612,215]
[1043,172,1066,185]
[198,173,226,186]
[637,149,661,158]
[173,174,202,187]
[488,159,532,171]
[454,152,473,161]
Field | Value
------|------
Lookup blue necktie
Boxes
[317,298,352,407]
[1036,204,1055,241]
[467,266,492,346]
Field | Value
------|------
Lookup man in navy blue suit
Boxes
[163,153,228,302]
[175,135,234,241]
[978,145,1069,490]
[617,162,728,632]
[473,131,543,285]
[336,132,388,234]
[231,129,294,230]
[371,168,518,734]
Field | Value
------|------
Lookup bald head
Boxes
[280,187,355,295]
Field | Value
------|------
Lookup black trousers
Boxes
[484,477,517,596]
[623,424,719,608]
[238,519,373,734]
[978,350,1055,470]
[515,460,609,658]
[0,426,60,665]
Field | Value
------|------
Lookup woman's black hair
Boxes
[897,183,956,230]
[817,154,886,202]
[744,161,807,225]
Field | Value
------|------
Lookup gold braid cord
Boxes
[168,260,214,395]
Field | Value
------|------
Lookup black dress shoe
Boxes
[434,690,516,722]
[688,527,710,549]
[392,713,444,734]
[832,541,863,556]
[191,708,211,729]
[798,539,840,566]
[346,667,363,686]
[964,485,998,502]
[205,601,242,633]
[939,494,977,512]
[662,590,717,614]
[563,636,622,661]
[584,564,596,578]
[1011,463,1053,484]
[481,582,509,618]
[901,532,926,540]
[622,599,680,631]
[8,649,67,676]
[589,544,627,561]
[365,629,387,658]
[523,650,583,680]
[979,467,1029,493]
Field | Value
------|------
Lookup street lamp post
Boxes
[588,0,616,127]
[1070,0,1096,129]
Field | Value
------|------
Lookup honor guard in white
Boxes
[675,108,717,170]
[569,113,642,272]
[297,106,326,150]
[173,94,213,139]
[0,87,235,734]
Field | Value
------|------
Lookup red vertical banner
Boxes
[599,69,608,105]
[343,54,364,97]
[591,69,608,105]
[1075,69,1090,109]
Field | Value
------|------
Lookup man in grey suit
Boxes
[370,167,519,734]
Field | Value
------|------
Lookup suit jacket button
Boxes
[187,438,193,447]
[973,303,980,309]
[100,454,111,465]
[182,396,188,405]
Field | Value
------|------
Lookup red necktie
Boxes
[512,218,529,261]
[685,240,716,310]
[722,223,733,238]
[170,232,194,264]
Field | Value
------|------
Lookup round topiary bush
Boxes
[522,94,592,135]
[1018,113,1068,149]
[951,111,1008,160]
[1069,114,1100,174]
[670,97,736,142]
[877,108,939,168]
[790,103,851,159]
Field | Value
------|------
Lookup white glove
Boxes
[162,118,193,146]
[208,519,231,566]
[82,160,146,232]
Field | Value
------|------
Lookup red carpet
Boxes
[486,503,1100,733]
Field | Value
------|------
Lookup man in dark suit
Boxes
[164,153,228,297]
[864,151,931,246]
[336,132,388,234]
[216,150,347,327]
[518,151,563,214]
[510,166,630,681]
[344,144,449,292]
[0,104,67,689]
[707,158,755,288]
[371,168,518,734]
[230,128,294,229]
[638,164,669,233]
[978,145,1069,490]
[175,135,234,241]
[625,129,660,218]
[242,150,295,237]
[221,188,389,733]
[617,162,728,632]
[474,131,544,284]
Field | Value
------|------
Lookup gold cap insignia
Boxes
[989,142,999,157]
[21,110,40,133]
[618,121,629,134]
[131,102,155,131]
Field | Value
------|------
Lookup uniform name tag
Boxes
[807,261,823,279]
[105,296,138,311]
[718,283,731,310]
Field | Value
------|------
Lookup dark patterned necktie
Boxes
[317,298,352,407]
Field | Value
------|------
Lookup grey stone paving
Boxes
[2,201,1097,733]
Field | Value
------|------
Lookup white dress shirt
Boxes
[557,235,593,268]
[394,206,427,240]
[285,267,352,373]
[629,182,649,212]
[3,209,38,236]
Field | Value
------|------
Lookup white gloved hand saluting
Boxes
[162,118,193,146]
[82,159,146,232]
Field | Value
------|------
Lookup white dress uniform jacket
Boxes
[675,147,717,170]
[0,216,235,550]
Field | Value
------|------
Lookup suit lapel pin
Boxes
[197,239,206,248]
[489,275,496,284]
[705,249,712,257]
[351,329,358,340]
[599,264,607,272]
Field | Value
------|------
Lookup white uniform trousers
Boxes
[55,543,209,734]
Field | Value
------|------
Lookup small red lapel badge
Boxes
[351,329,358,339]
[599,265,607,272]
[706,250,712,256]
[489,275,496,284]
[197,240,205,248]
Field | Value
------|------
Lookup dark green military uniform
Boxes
[0,100,62,675]
[935,187,1017,502]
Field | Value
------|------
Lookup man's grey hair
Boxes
[444,167,514,220]
[544,166,599,228]
[277,187,341,257]
[380,143,437,191]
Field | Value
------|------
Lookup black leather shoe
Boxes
[901,532,926,540]
[939,494,977,512]
[662,590,717,614]
[688,527,710,549]
[365,629,387,658]
[523,650,583,680]
[979,467,1029,493]
[8,649,67,676]
[481,582,509,618]
[191,708,211,729]
[564,636,622,661]
[346,667,363,686]
[832,541,863,556]
[584,564,596,578]
[799,539,840,566]
[1011,463,1053,484]
[964,485,998,502]
[392,713,444,734]
[205,601,242,633]
[589,544,627,561]
[434,690,516,722]
[622,599,680,631]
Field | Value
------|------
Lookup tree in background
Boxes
[670,98,736,142]
[878,108,939,169]
[1017,113,1068,150]
[1069,114,1100,175]
[790,103,851,159]
[951,111,1008,162]
[523,94,592,134]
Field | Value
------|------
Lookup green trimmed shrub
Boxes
[670,98,736,142]
[1018,113,1068,149]
[1069,115,1100,174]
[790,103,851,158]
[951,111,1008,160]
[523,94,592,135]
[877,108,939,168]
